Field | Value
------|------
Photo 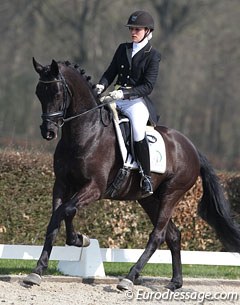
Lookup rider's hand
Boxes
[109,90,124,100]
[95,84,105,95]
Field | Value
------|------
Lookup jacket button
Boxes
[121,65,124,68]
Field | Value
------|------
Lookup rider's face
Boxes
[129,27,148,43]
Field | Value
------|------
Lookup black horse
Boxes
[24,58,240,291]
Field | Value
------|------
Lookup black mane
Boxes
[60,60,97,94]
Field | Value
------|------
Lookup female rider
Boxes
[96,11,161,197]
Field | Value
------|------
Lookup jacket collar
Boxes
[125,42,152,67]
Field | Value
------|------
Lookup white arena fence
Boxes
[0,240,240,277]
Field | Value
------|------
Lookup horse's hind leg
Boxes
[117,213,167,290]
[117,195,169,291]
[165,219,183,290]
[117,186,187,292]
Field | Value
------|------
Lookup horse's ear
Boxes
[32,57,43,74]
[50,59,59,77]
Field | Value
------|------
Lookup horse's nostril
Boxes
[47,131,56,140]
[42,130,56,141]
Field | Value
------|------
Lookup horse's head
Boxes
[33,57,71,140]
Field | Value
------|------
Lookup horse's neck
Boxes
[71,82,97,113]
[62,76,104,140]
[61,65,97,111]
[61,67,115,146]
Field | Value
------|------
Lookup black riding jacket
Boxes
[99,42,161,125]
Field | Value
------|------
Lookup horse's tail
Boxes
[197,151,240,252]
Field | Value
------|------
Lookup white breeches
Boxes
[116,97,149,142]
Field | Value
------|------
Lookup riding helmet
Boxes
[125,11,154,31]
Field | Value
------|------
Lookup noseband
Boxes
[39,72,72,127]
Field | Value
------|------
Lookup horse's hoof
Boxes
[81,234,90,247]
[23,273,42,286]
[117,278,134,291]
[165,281,182,291]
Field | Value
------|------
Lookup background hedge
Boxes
[0,149,239,251]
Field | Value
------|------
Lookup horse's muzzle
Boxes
[40,123,58,141]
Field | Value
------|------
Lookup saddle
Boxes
[105,102,166,197]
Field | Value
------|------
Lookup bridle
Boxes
[39,72,113,128]
[39,72,72,128]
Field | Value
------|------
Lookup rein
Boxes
[63,102,110,123]
[63,96,114,123]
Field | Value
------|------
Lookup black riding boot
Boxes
[134,138,153,197]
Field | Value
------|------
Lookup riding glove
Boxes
[95,84,105,95]
[109,90,124,100]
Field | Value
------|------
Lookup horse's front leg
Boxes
[24,179,102,286]
[64,196,90,247]
[23,181,66,285]
[23,202,65,285]
[64,181,103,247]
